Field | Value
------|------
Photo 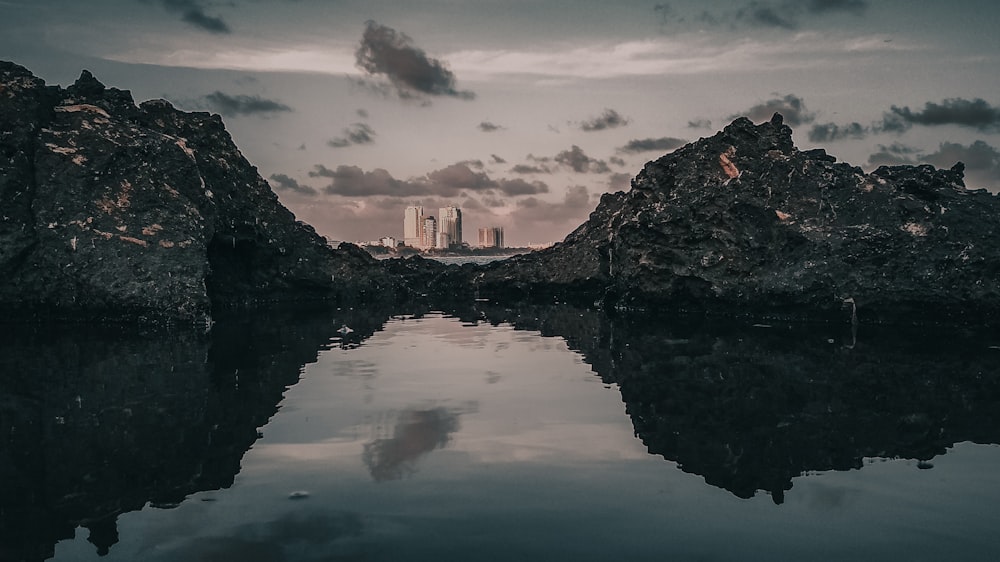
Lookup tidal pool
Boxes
[3,306,999,561]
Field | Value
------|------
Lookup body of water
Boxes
[2,305,998,561]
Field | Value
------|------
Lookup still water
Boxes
[2,304,999,561]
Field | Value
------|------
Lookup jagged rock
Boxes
[0,61,388,323]
[476,113,1000,325]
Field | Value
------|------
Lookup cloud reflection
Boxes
[363,408,463,481]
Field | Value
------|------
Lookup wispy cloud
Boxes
[478,121,504,132]
[200,91,291,116]
[554,145,611,173]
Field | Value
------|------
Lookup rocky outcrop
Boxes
[476,114,1000,325]
[0,61,388,324]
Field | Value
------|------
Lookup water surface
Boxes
[2,306,998,561]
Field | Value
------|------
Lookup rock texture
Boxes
[0,61,387,323]
[476,114,1000,325]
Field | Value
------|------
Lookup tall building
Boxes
[478,226,504,248]
[438,206,462,248]
[403,205,423,247]
[422,216,438,249]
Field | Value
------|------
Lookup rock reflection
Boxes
[363,408,463,482]
[462,303,1000,503]
[0,303,389,561]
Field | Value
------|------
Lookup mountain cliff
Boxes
[476,113,1000,325]
[0,61,387,324]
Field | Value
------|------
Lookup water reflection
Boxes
[0,304,389,561]
[464,303,1000,503]
[363,407,464,481]
[2,302,998,560]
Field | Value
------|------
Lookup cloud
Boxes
[268,173,318,196]
[807,0,868,14]
[731,93,815,126]
[478,121,504,132]
[688,118,713,129]
[364,408,461,482]
[201,91,292,116]
[327,123,376,148]
[807,121,869,143]
[510,164,553,175]
[508,185,595,242]
[609,156,627,167]
[736,2,797,30]
[555,145,611,173]
[867,142,920,167]
[608,172,632,191]
[921,141,1000,182]
[313,162,549,198]
[886,98,1000,131]
[355,20,475,101]
[659,1,867,32]
[580,108,630,132]
[156,0,230,34]
[617,137,687,154]
[490,154,507,164]
[867,140,1000,187]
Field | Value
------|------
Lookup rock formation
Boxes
[0,61,388,324]
[476,114,1000,325]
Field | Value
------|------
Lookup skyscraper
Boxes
[478,226,504,248]
[403,205,423,247]
[422,216,438,249]
[438,206,462,248]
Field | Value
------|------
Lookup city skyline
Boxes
[4,1,998,245]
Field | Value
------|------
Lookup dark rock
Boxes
[476,115,1000,325]
[0,61,389,324]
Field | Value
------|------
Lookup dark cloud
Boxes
[688,118,713,129]
[497,178,550,196]
[867,140,1000,187]
[807,0,868,14]
[555,145,610,173]
[922,141,1000,182]
[617,137,687,154]
[202,91,292,117]
[808,121,869,143]
[660,1,867,33]
[156,0,230,34]
[490,154,507,164]
[327,123,376,148]
[356,108,369,119]
[268,173,318,196]
[355,20,475,101]
[737,2,797,29]
[478,121,504,132]
[314,162,549,198]
[510,164,553,175]
[609,156,627,167]
[732,94,815,126]
[326,123,375,148]
[580,109,631,132]
[886,98,1000,131]
[458,159,486,170]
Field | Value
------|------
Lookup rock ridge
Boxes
[0,61,388,324]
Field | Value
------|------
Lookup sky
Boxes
[2,0,999,246]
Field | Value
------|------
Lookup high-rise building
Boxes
[403,205,423,247]
[438,206,462,248]
[422,216,438,248]
[478,226,504,248]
